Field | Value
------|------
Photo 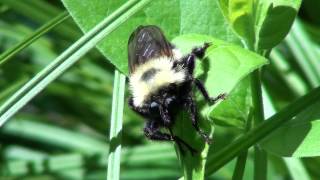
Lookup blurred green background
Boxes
[1,0,320,179]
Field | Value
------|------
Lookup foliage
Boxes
[1,0,320,180]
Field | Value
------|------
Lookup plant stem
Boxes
[107,70,126,180]
[254,147,267,180]
[251,69,267,180]
[251,70,264,127]
[231,108,252,180]
[232,150,248,180]
[205,86,320,176]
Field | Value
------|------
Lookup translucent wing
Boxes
[128,25,173,73]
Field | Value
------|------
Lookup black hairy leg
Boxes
[173,42,211,74]
[144,120,197,155]
[159,105,172,127]
[185,96,212,144]
[191,42,212,59]
[185,42,211,74]
[193,79,227,105]
[144,120,172,141]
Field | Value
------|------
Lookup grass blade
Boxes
[0,0,152,127]
[0,11,69,66]
[1,0,79,40]
[1,118,107,154]
[291,19,320,80]
[269,49,308,96]
[107,70,126,180]
[284,158,311,180]
[1,144,176,177]
[205,86,320,176]
[285,19,320,87]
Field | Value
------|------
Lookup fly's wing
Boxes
[128,25,173,73]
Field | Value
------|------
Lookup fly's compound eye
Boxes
[165,97,176,107]
[150,101,159,113]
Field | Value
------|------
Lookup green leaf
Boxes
[218,0,302,50]
[180,0,240,44]
[62,0,181,74]
[255,0,302,50]
[218,0,255,47]
[210,77,251,129]
[261,101,320,157]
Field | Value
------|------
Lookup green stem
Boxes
[251,71,264,126]
[232,151,248,180]
[205,86,320,176]
[0,11,69,66]
[231,109,252,180]
[254,147,267,180]
[107,70,126,180]
[251,70,267,180]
